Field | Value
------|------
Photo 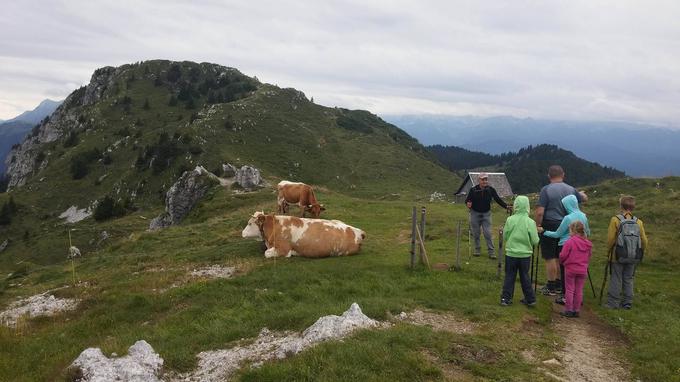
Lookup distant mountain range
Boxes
[383,115,680,177]
[0,99,62,176]
[428,143,625,194]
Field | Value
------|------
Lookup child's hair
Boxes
[569,220,586,237]
[619,195,636,211]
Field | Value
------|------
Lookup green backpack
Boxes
[615,214,643,264]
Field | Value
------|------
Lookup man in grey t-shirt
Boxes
[534,165,587,296]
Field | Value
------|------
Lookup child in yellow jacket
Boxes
[605,195,648,309]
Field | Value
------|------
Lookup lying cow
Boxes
[241,212,365,258]
[277,181,325,218]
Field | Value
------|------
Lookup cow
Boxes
[277,181,325,218]
[241,211,366,258]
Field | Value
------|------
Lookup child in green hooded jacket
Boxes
[501,195,540,306]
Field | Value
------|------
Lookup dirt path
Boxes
[547,304,631,382]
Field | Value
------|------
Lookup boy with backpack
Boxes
[605,195,648,309]
[500,195,540,307]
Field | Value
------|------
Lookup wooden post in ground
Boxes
[410,206,417,268]
[454,220,462,271]
[415,225,431,270]
[419,206,426,261]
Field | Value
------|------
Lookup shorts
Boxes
[540,219,562,260]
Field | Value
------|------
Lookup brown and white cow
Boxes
[277,181,325,218]
[241,212,365,258]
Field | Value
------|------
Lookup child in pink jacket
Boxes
[559,220,592,318]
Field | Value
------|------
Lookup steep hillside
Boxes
[0,120,32,177]
[0,60,457,264]
[429,144,625,193]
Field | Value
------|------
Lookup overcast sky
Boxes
[1,1,679,127]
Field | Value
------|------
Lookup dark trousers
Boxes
[501,256,536,303]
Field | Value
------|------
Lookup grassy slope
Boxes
[0,176,678,381]
[0,60,456,268]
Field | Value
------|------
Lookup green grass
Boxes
[0,59,678,380]
[1,186,564,381]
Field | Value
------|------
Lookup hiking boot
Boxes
[500,299,512,306]
[554,297,565,305]
[540,286,557,296]
[520,299,536,307]
[622,303,632,310]
[473,252,481,257]
[559,311,576,318]
[488,253,497,259]
[573,311,580,318]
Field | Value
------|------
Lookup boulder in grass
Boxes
[235,165,266,190]
[149,166,220,230]
[68,340,163,382]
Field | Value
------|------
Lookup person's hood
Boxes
[561,194,580,214]
[570,234,592,252]
[513,195,530,215]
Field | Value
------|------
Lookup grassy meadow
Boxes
[0,176,679,381]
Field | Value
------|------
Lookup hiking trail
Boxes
[545,304,631,382]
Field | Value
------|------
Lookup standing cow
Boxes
[241,212,365,258]
[277,181,325,218]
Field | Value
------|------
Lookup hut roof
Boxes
[455,172,514,198]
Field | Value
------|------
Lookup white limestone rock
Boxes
[69,340,164,382]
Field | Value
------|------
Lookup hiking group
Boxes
[466,166,648,316]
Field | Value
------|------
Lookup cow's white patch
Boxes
[264,248,279,258]
[286,249,298,257]
[242,212,265,240]
[288,219,309,244]
[278,180,303,187]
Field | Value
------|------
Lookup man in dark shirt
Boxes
[465,173,511,259]
[535,165,587,297]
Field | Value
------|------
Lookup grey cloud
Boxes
[1,1,679,127]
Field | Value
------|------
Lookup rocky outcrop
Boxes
[149,166,220,230]
[0,293,79,328]
[68,340,164,382]
[175,303,380,381]
[58,205,93,224]
[234,165,266,190]
[222,163,237,178]
[4,66,121,190]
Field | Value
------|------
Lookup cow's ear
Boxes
[257,215,266,223]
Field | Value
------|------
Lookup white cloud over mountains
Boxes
[1,1,679,127]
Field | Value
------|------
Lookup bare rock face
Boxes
[68,340,164,382]
[4,66,122,190]
[0,239,7,253]
[234,165,265,190]
[149,166,220,230]
[222,163,238,178]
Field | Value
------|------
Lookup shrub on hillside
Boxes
[63,131,79,148]
[93,196,127,221]
[69,148,102,180]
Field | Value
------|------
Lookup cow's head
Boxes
[241,211,266,240]
[305,203,325,218]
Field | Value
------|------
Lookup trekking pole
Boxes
[530,245,535,288]
[468,211,472,259]
[587,268,596,298]
[598,248,614,304]
[534,245,540,293]
[497,226,503,279]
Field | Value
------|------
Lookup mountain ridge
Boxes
[384,114,680,177]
